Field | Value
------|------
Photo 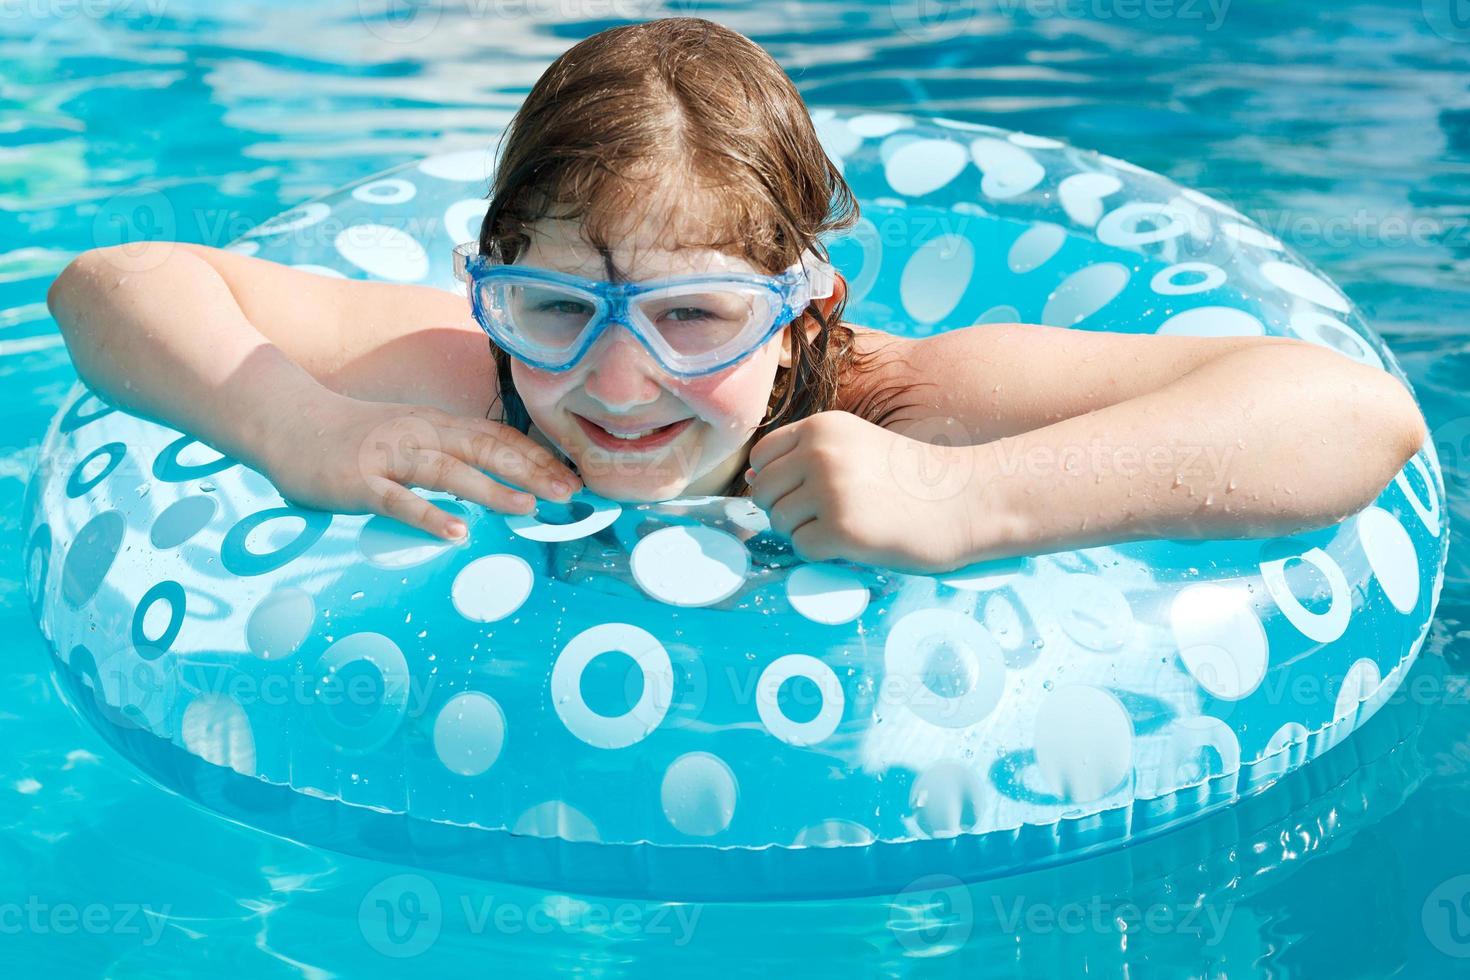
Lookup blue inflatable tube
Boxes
[26,112,1447,900]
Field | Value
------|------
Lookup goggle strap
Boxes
[798,249,837,304]
[456,241,837,299]
[452,241,478,284]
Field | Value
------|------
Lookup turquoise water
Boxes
[3,1,1469,975]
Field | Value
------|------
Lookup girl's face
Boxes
[508,200,801,501]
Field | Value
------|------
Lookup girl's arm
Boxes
[48,241,493,453]
[749,324,1427,572]
[881,323,1427,542]
[953,333,1428,558]
[863,322,1419,446]
[47,242,580,537]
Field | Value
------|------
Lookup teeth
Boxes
[594,419,685,440]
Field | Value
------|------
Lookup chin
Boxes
[564,443,698,502]
[575,465,703,503]
[538,412,739,501]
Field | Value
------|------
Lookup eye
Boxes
[644,292,750,325]
[535,298,594,316]
[663,306,715,323]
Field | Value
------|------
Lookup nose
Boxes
[580,323,664,412]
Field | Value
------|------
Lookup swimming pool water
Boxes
[3,1,1468,975]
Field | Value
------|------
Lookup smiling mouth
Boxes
[573,413,695,452]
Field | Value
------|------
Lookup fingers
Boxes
[367,477,470,541]
[748,423,801,474]
[365,445,542,544]
[748,449,806,514]
[408,450,539,516]
[371,407,581,503]
[764,480,821,540]
[446,423,579,499]
[457,415,579,483]
[789,519,839,564]
[441,425,579,502]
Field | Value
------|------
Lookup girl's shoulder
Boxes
[846,323,911,379]
[327,278,498,419]
[835,323,917,413]
[181,246,499,419]
[844,322,912,366]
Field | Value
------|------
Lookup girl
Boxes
[47,18,1426,575]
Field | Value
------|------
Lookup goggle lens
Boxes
[479,278,782,362]
[489,282,597,351]
[633,284,778,356]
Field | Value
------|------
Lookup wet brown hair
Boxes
[478,17,921,495]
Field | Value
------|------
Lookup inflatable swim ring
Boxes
[26,111,1448,900]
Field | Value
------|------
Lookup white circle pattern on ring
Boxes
[505,495,621,542]
[1259,547,1352,644]
[756,654,845,746]
[1289,312,1384,369]
[939,555,1025,592]
[352,178,417,205]
[1261,261,1350,313]
[1357,506,1420,614]
[309,632,411,752]
[432,691,505,777]
[1096,202,1191,247]
[884,609,1006,728]
[1219,220,1283,251]
[1156,306,1264,338]
[1033,685,1133,803]
[1394,453,1441,536]
[333,223,429,282]
[182,694,256,776]
[1150,262,1226,296]
[451,554,534,623]
[1058,172,1122,226]
[785,564,869,625]
[550,623,674,749]
[660,752,738,837]
[245,201,330,238]
[630,525,748,607]
[443,198,484,245]
[1171,584,1268,700]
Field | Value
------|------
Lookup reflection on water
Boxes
[2,0,1469,975]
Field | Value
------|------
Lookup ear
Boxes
[777,272,848,370]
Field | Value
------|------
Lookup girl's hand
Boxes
[746,411,981,574]
[264,391,581,541]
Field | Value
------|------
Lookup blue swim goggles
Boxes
[452,242,837,379]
